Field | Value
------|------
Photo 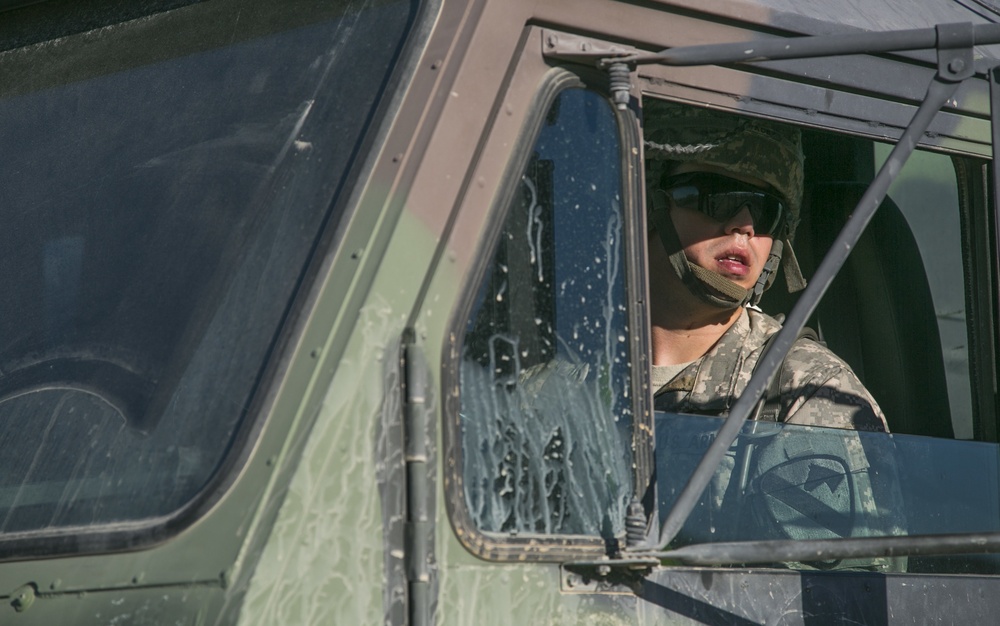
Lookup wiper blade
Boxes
[652,24,978,551]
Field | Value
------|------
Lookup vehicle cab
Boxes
[0,0,998,623]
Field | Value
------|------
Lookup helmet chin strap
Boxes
[749,239,783,308]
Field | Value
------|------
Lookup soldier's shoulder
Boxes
[748,308,852,375]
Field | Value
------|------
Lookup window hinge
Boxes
[402,329,433,626]
[541,30,638,64]
[560,558,659,594]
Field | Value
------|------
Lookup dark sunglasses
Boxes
[660,171,787,237]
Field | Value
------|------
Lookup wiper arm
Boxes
[649,24,982,551]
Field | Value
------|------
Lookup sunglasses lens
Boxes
[706,192,784,236]
[662,173,785,236]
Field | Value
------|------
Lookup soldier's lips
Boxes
[715,250,750,277]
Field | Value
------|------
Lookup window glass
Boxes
[795,136,967,441]
[657,411,1000,574]
[874,145,973,437]
[460,88,633,537]
[0,0,417,537]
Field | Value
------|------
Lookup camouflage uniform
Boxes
[653,308,887,432]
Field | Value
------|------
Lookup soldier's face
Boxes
[665,162,774,293]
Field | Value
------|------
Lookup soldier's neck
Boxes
[650,304,743,366]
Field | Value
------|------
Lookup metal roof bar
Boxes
[615,21,1000,66]
[639,531,1000,566]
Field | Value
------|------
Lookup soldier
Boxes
[645,103,907,569]
[644,100,887,432]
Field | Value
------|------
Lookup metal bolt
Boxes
[949,58,966,74]
[597,564,611,577]
[10,584,35,613]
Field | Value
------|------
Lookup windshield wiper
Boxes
[609,23,1000,555]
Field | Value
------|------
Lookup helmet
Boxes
[644,100,807,308]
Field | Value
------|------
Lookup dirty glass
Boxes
[657,411,1000,574]
[460,88,634,537]
[0,0,417,537]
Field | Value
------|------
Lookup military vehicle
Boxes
[2,0,1000,623]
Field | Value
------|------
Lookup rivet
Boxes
[10,584,35,613]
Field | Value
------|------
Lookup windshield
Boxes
[0,0,418,546]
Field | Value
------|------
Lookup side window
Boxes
[802,139,975,441]
[874,145,973,436]
[650,100,998,574]
[458,87,635,539]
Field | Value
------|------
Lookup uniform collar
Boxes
[658,309,780,413]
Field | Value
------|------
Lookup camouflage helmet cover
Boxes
[644,100,804,240]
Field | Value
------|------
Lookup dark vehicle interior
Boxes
[760,131,981,441]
